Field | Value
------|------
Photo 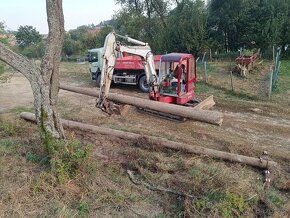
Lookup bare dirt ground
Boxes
[1,62,290,216]
[0,73,33,113]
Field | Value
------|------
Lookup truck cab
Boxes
[88,48,103,81]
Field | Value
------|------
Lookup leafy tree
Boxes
[0,22,7,75]
[21,41,45,59]
[207,0,242,52]
[62,33,83,56]
[96,25,113,47]
[113,0,170,52]
[81,31,97,49]
[0,22,5,33]
[0,22,10,45]
[15,25,42,47]
[163,0,208,54]
[63,24,98,55]
[267,0,289,47]
[113,11,148,39]
[207,0,290,52]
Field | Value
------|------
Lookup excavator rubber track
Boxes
[137,107,187,122]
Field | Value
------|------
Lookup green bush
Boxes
[20,42,45,59]
[26,151,49,165]
[195,191,248,217]
[48,138,93,184]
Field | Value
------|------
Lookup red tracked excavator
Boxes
[96,31,212,114]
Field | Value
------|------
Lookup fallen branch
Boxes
[59,84,223,126]
[20,112,278,170]
[127,170,195,199]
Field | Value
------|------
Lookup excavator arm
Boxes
[96,31,159,113]
[96,32,117,112]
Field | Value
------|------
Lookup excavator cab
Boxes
[158,53,196,105]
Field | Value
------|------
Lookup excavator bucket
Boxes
[99,99,131,116]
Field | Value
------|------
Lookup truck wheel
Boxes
[138,75,149,92]
[96,73,101,87]
[91,71,96,80]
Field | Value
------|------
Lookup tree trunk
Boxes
[0,0,65,147]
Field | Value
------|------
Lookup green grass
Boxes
[0,63,4,76]
[26,151,49,165]
[59,62,90,83]
[10,106,34,113]
[0,121,16,137]
[77,200,89,216]
[195,81,259,101]
[273,60,290,94]
[0,139,22,156]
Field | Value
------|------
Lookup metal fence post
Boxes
[268,65,273,100]
[273,46,275,62]
[273,47,281,86]
[202,52,207,64]
[230,71,234,91]
[204,61,208,83]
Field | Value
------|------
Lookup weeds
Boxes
[266,188,286,208]
[213,192,247,217]
[121,145,289,217]
[48,137,93,184]
[78,200,89,216]
[0,139,20,155]
[0,120,16,137]
[26,151,49,165]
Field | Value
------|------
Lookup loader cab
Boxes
[158,53,196,105]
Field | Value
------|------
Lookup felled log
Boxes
[59,84,223,126]
[20,112,277,169]
[194,95,215,110]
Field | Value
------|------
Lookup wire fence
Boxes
[268,47,283,99]
[195,48,277,100]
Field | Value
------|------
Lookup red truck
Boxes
[88,47,161,92]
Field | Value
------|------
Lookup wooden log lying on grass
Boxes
[20,112,277,169]
[59,84,223,126]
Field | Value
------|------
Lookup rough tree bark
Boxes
[0,0,65,146]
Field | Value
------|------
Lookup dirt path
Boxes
[0,73,33,113]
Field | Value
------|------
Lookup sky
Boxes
[1,0,120,34]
